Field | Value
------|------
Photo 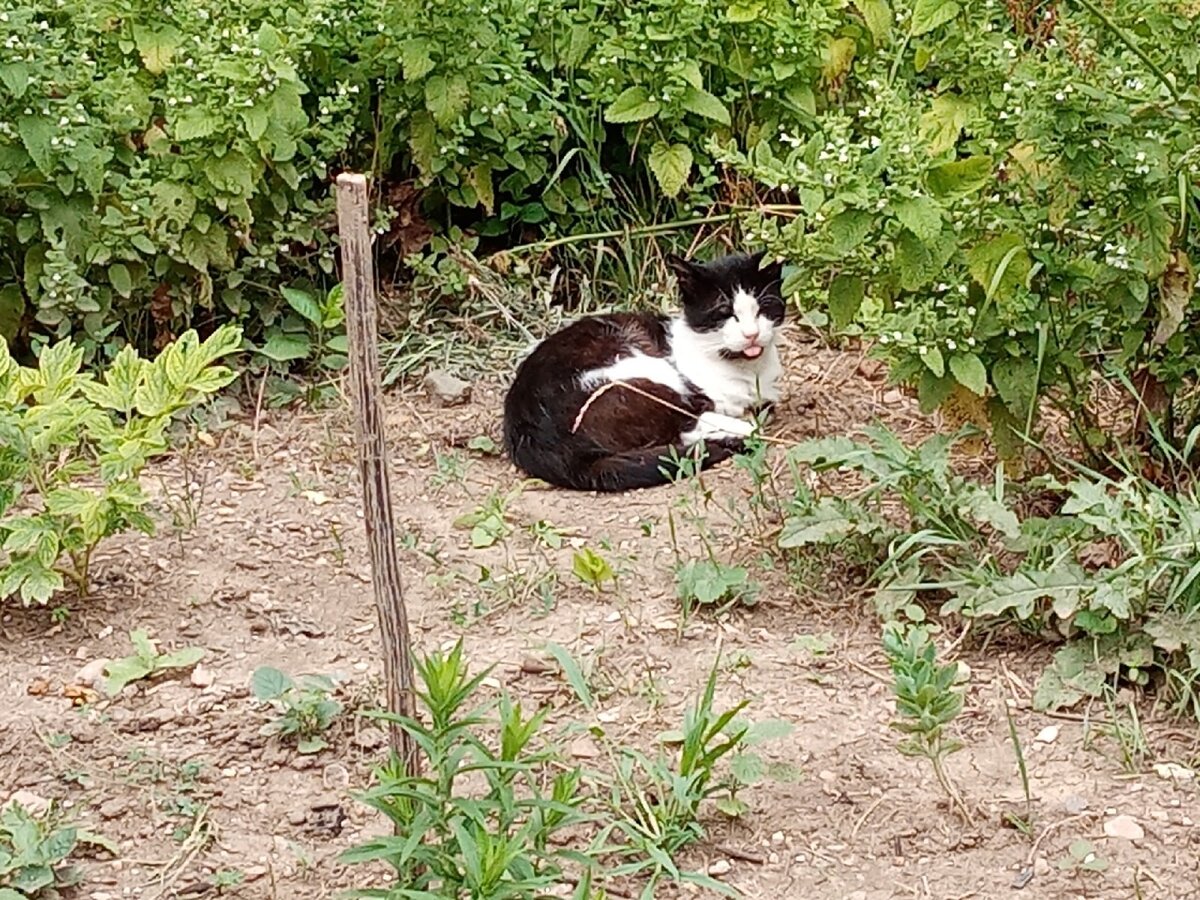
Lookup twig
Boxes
[1026,813,1094,867]
[844,656,890,683]
[850,796,887,840]
[251,370,267,462]
[714,844,766,865]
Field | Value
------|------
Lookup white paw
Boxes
[682,412,757,447]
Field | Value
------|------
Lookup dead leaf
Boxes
[1152,249,1194,346]
[63,683,101,706]
[26,678,50,696]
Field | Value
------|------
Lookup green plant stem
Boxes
[1072,0,1181,103]
[929,745,968,820]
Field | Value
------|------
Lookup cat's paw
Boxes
[695,411,757,440]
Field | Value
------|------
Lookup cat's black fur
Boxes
[502,252,785,492]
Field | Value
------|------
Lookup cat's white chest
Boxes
[670,322,780,416]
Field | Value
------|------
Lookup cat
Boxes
[502,250,786,492]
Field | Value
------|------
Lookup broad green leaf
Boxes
[424,73,470,127]
[281,287,321,326]
[104,657,153,695]
[0,284,23,341]
[824,210,873,256]
[856,0,893,43]
[679,85,730,125]
[604,86,660,124]
[399,38,435,80]
[927,156,992,197]
[133,26,178,74]
[258,332,311,362]
[677,59,704,89]
[948,353,987,395]
[910,0,960,35]
[918,370,955,413]
[1132,200,1173,280]
[157,646,205,669]
[892,196,944,243]
[18,564,62,606]
[0,61,30,98]
[895,228,954,290]
[470,162,494,215]
[920,346,945,377]
[967,234,1031,302]
[108,263,133,298]
[727,2,762,22]
[823,36,857,87]
[251,666,293,699]
[992,356,1037,417]
[17,115,54,175]
[828,274,865,330]
[130,628,157,661]
[172,108,221,141]
[647,141,692,197]
[919,94,970,155]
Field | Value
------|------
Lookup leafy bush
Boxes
[722,0,1200,454]
[780,426,1200,717]
[0,324,240,605]
[0,0,351,357]
[251,666,343,754]
[0,800,108,898]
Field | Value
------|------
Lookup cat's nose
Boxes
[742,326,760,341]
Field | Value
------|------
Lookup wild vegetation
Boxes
[2,0,1200,898]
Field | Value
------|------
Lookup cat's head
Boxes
[666,251,786,361]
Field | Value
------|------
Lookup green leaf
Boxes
[919,94,970,155]
[604,87,660,124]
[424,73,470,127]
[715,796,750,817]
[895,228,954,290]
[251,666,293,700]
[157,646,205,669]
[828,274,865,330]
[992,356,1037,417]
[892,196,944,243]
[130,629,157,661]
[856,0,893,44]
[258,332,311,362]
[927,156,992,197]
[172,108,221,141]
[910,0,960,35]
[726,3,762,22]
[0,284,23,341]
[281,287,321,326]
[824,210,873,256]
[0,61,30,98]
[679,85,730,125]
[104,658,153,695]
[967,234,1031,302]
[108,263,133,298]
[647,141,693,197]
[133,26,178,74]
[17,115,54,175]
[920,346,945,378]
[948,353,987,395]
[543,642,594,709]
[399,38,435,80]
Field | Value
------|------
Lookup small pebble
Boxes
[1103,814,1144,841]
[707,859,732,877]
[1035,725,1059,744]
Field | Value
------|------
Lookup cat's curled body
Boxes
[502,252,786,492]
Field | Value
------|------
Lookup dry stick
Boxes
[335,173,420,780]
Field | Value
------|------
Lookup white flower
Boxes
[946,339,957,350]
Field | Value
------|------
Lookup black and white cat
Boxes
[502,251,786,491]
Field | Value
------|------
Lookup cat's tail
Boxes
[509,434,740,492]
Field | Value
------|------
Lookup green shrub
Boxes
[722,0,1200,454]
[0,0,352,357]
[0,324,240,605]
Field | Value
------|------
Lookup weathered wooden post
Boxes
[335,172,420,777]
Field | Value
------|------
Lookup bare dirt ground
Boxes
[2,339,1199,900]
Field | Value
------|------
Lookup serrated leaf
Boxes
[648,141,692,197]
[679,85,730,125]
[604,86,660,124]
[17,115,54,175]
[919,94,970,155]
[824,210,873,256]
[910,0,960,35]
[966,233,1031,302]
[470,162,494,215]
[729,753,764,784]
[828,274,865,330]
[172,108,220,141]
[252,666,293,700]
[948,353,987,396]
[399,38,435,81]
[134,26,178,74]
[892,196,944,243]
[991,356,1037,417]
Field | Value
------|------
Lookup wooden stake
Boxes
[335,172,420,776]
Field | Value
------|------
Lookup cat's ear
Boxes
[666,253,701,293]
[755,252,785,287]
